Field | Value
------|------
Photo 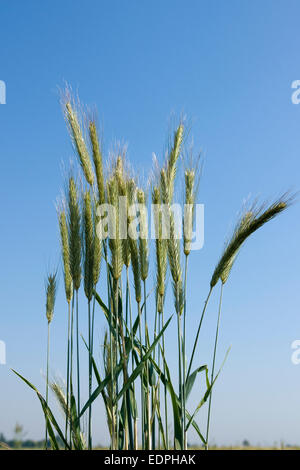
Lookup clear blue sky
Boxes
[1,0,300,446]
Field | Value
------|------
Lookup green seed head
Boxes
[58,209,73,304]
[46,272,57,324]
[65,101,94,186]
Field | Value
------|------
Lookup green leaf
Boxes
[114,316,172,404]
[80,329,140,418]
[45,418,59,450]
[12,369,70,450]
[93,291,117,340]
[186,346,231,431]
[159,348,183,450]
[93,290,110,319]
[185,409,206,445]
[185,365,207,401]
[94,290,140,345]
[79,361,123,417]
[149,354,206,448]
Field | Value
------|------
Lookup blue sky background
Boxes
[1,0,300,446]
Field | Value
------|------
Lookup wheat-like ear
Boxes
[152,186,167,300]
[115,155,124,186]
[68,177,82,291]
[89,121,105,204]
[183,169,195,256]
[51,381,69,420]
[168,223,183,315]
[51,380,86,449]
[127,178,137,204]
[211,195,293,287]
[83,191,94,301]
[114,157,131,268]
[219,211,253,284]
[65,101,94,186]
[127,179,141,303]
[160,166,184,314]
[166,123,184,201]
[137,188,149,281]
[160,163,184,315]
[160,168,169,204]
[46,272,57,324]
[59,209,73,304]
[93,198,102,287]
[130,237,141,304]
[122,189,131,268]
[107,176,123,280]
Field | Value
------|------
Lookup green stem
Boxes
[76,291,80,423]
[118,274,131,450]
[187,287,213,380]
[176,296,184,450]
[152,294,159,450]
[205,283,224,450]
[161,308,169,450]
[137,300,144,449]
[65,301,71,448]
[157,311,161,450]
[127,267,138,450]
[69,292,75,449]
[144,279,151,450]
[45,321,50,449]
[106,254,115,449]
[88,293,96,449]
[183,254,188,449]
[114,279,120,448]
[91,295,96,355]
[88,299,92,450]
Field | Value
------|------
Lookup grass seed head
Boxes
[68,177,82,291]
[152,186,167,298]
[127,179,141,302]
[83,191,94,301]
[58,209,73,304]
[46,272,57,324]
[165,123,184,202]
[137,188,149,281]
[167,208,183,315]
[211,196,292,287]
[65,101,94,186]
[183,169,196,256]
[121,178,132,268]
[130,237,141,303]
[93,201,102,287]
[89,120,105,204]
[107,176,123,280]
